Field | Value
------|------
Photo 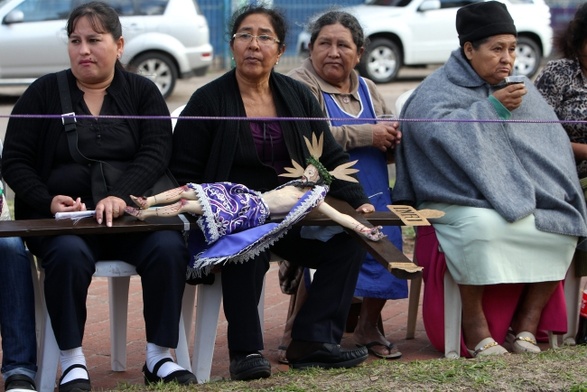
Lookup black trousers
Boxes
[221,227,365,354]
[27,230,188,350]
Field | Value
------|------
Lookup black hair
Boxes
[66,2,124,69]
[228,3,287,51]
[554,3,587,59]
[309,10,365,53]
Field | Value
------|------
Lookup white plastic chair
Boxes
[182,271,267,383]
[32,260,193,391]
[439,255,580,358]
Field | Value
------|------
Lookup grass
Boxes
[103,345,587,391]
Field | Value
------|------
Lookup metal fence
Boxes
[546,0,582,34]
[199,0,363,70]
[199,0,582,71]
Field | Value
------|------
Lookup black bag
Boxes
[90,161,177,204]
[57,70,178,205]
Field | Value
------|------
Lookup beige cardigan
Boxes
[288,58,393,151]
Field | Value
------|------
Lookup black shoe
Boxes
[286,341,368,370]
[5,374,37,392]
[143,358,197,385]
[58,364,91,392]
[229,352,271,381]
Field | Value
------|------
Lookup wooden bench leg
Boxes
[406,275,422,339]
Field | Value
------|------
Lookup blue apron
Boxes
[322,77,407,299]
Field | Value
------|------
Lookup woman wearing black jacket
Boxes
[170,4,371,381]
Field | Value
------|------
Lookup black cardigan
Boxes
[170,69,369,209]
[2,68,172,219]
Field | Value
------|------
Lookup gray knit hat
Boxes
[456,1,517,46]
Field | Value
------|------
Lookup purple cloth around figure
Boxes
[188,182,270,244]
[187,181,329,278]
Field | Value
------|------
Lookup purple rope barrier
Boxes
[1,113,586,124]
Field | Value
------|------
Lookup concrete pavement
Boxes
[82,260,441,391]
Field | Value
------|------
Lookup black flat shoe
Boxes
[4,374,37,391]
[143,358,197,385]
[286,341,368,370]
[59,364,91,392]
[229,352,271,381]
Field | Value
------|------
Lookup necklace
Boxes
[342,95,350,104]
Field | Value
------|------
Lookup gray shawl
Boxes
[394,49,587,242]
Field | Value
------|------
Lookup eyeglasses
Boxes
[232,32,280,45]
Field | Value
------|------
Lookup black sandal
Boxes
[143,358,197,385]
[59,364,91,392]
[4,374,36,391]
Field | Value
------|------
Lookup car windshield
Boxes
[365,0,412,6]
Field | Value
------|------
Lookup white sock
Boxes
[146,343,183,378]
[59,347,88,384]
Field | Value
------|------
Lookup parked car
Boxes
[297,0,552,83]
[0,0,213,97]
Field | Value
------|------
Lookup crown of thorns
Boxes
[279,133,359,185]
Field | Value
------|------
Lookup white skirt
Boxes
[419,203,577,285]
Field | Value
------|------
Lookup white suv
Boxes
[0,0,213,97]
[298,0,552,84]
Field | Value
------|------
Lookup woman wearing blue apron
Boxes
[284,10,407,360]
[321,78,407,356]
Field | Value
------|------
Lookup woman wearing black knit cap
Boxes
[394,1,587,358]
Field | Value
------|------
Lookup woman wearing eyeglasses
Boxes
[170,4,374,382]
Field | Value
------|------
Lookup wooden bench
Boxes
[0,197,424,278]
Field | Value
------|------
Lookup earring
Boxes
[275,61,279,65]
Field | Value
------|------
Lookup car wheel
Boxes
[358,38,402,84]
[128,52,177,98]
[514,37,542,79]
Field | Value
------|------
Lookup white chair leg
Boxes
[443,270,461,359]
[191,274,223,383]
[563,258,580,346]
[188,273,266,383]
[549,258,581,348]
[176,284,196,370]
[35,269,60,392]
[108,276,130,371]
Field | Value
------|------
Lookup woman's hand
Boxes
[50,196,86,215]
[356,203,375,214]
[373,121,402,152]
[493,83,527,111]
[95,196,127,227]
[572,142,587,162]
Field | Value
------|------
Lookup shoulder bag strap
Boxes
[57,70,91,164]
